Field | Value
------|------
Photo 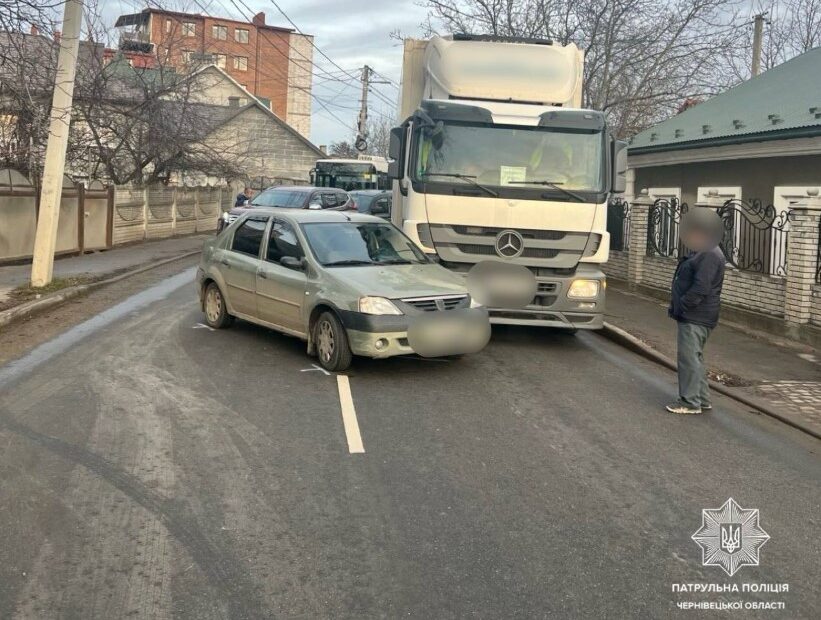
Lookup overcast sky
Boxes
[105,0,429,146]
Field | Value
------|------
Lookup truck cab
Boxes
[389,35,627,329]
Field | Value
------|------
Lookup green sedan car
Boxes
[196,208,490,371]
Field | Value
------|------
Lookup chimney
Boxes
[252,12,266,26]
[30,25,39,36]
[319,145,327,154]
[54,30,61,43]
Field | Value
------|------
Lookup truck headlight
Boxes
[567,279,600,299]
[359,296,403,315]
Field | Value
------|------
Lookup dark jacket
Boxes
[235,192,249,207]
[669,247,726,328]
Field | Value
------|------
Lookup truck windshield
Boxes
[413,123,604,194]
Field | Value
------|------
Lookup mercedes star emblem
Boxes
[495,229,525,258]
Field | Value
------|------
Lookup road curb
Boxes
[0,250,201,330]
[601,322,821,441]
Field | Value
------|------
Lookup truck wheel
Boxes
[314,311,352,372]
[203,282,234,329]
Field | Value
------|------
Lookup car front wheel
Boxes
[314,311,352,372]
[203,282,234,329]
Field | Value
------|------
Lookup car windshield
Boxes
[251,189,306,208]
[414,122,604,193]
[301,222,429,266]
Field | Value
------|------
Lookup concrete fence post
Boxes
[142,186,149,240]
[171,186,178,237]
[784,192,821,325]
[627,190,653,287]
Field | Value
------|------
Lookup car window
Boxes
[372,197,390,215]
[252,188,305,208]
[320,193,338,208]
[336,192,349,207]
[301,222,429,266]
[231,216,268,257]
[266,219,304,263]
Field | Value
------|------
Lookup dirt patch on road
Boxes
[0,256,200,366]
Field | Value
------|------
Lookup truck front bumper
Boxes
[484,264,606,329]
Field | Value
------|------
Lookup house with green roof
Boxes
[626,46,821,208]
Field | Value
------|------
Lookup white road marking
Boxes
[192,323,215,331]
[336,375,364,454]
[300,363,331,376]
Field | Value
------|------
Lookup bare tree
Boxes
[421,0,747,137]
[0,3,250,185]
[329,140,359,158]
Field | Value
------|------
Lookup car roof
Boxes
[261,185,346,193]
[349,189,387,195]
[242,207,386,224]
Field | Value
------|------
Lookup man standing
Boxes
[666,209,726,415]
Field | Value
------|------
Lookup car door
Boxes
[255,217,308,333]
[223,215,268,317]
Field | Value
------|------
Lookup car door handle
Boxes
[258,271,268,279]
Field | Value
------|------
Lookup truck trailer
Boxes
[388,34,627,329]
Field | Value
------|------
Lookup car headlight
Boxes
[359,296,403,315]
[469,297,484,308]
[567,279,600,299]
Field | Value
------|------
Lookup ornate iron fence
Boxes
[646,197,688,258]
[606,198,630,251]
[716,199,791,277]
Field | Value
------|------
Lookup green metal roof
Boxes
[629,46,821,154]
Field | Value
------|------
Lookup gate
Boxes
[647,197,688,258]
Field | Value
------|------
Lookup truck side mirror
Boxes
[387,126,405,180]
[611,139,628,193]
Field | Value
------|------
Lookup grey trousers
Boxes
[677,321,712,408]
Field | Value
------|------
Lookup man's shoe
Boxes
[701,403,713,411]
[665,402,702,415]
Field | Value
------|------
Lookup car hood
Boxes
[327,263,468,299]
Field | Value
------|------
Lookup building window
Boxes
[214,53,227,69]
[235,28,249,43]
[165,18,172,34]
[182,50,193,64]
[212,25,228,40]
[234,56,248,71]
[182,22,195,37]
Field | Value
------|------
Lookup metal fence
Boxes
[643,196,794,277]
[646,197,689,259]
[716,199,791,277]
[606,198,630,251]
[816,217,821,284]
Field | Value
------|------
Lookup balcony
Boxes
[118,30,153,54]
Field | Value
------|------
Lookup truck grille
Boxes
[400,294,467,312]
[430,224,588,269]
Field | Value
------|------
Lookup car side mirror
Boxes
[387,126,405,180]
[308,201,322,210]
[611,139,628,193]
[280,256,305,270]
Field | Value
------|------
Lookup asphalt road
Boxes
[0,267,819,619]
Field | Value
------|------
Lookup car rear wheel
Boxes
[204,282,234,329]
[314,311,352,372]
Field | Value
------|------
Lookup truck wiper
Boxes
[507,180,586,202]
[420,173,498,197]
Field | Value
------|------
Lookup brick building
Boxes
[114,8,313,137]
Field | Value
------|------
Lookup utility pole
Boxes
[751,12,767,78]
[30,0,84,287]
[355,65,390,153]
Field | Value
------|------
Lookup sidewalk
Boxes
[605,282,821,435]
[0,235,207,303]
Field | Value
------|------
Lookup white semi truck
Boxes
[388,34,627,329]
